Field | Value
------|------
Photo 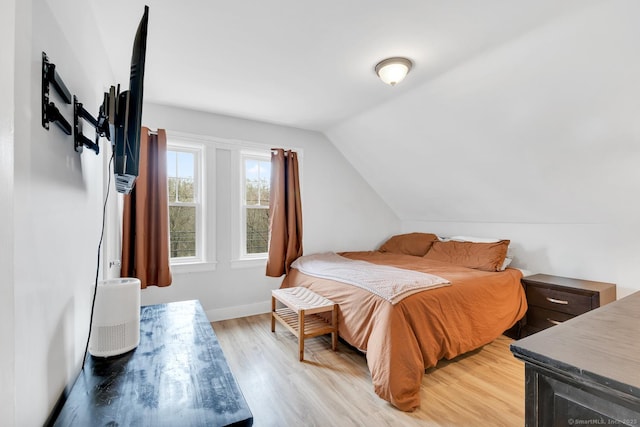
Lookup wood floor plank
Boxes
[212,314,524,427]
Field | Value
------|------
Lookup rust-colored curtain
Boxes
[121,127,172,288]
[266,148,303,277]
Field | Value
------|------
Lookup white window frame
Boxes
[167,138,210,271]
[240,150,271,260]
[163,131,302,270]
[231,146,303,268]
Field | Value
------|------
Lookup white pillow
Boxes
[449,235,501,243]
[500,256,513,271]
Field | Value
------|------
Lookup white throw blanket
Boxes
[290,252,450,305]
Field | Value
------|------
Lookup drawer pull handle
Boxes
[547,318,563,326]
[546,297,569,305]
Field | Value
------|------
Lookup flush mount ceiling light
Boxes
[375,57,413,86]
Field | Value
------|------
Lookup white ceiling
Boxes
[88,0,592,131]
[325,0,639,224]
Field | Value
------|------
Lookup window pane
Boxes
[246,207,269,254]
[176,152,195,203]
[177,152,194,178]
[245,179,259,205]
[259,175,270,206]
[245,158,270,206]
[169,206,196,258]
[176,178,195,203]
[168,176,177,201]
[167,151,177,177]
[245,159,259,205]
[245,159,259,180]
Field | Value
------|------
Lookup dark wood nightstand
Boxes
[521,274,616,337]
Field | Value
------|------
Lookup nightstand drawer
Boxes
[527,306,574,330]
[519,274,616,338]
[526,285,592,316]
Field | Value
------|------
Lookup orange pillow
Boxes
[423,240,510,272]
[378,233,438,256]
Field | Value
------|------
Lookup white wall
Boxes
[327,1,640,297]
[0,0,16,424]
[137,103,399,320]
[10,0,114,424]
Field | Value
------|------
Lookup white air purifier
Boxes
[89,278,141,357]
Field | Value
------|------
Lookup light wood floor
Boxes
[212,314,524,427]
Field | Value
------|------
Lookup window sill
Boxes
[230,257,267,269]
[170,261,217,274]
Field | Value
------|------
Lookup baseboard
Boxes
[206,300,271,322]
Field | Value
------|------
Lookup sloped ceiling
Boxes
[89,0,595,130]
[88,1,640,224]
[327,1,640,224]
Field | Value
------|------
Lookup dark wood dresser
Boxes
[52,300,253,427]
[521,274,616,336]
[511,291,640,427]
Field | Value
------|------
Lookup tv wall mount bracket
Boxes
[41,51,111,155]
[41,52,72,135]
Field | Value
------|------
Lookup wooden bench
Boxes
[271,287,338,361]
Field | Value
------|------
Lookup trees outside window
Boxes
[167,145,203,262]
[242,155,270,255]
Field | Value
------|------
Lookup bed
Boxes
[279,233,527,411]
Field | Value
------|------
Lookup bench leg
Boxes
[331,304,338,351]
[271,296,276,333]
[298,309,305,361]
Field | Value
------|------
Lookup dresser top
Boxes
[53,300,253,426]
[511,291,640,397]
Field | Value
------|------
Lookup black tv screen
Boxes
[113,5,149,194]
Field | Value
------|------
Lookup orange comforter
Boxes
[280,251,527,411]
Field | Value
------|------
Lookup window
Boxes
[167,142,204,263]
[241,153,271,257]
[231,145,300,268]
